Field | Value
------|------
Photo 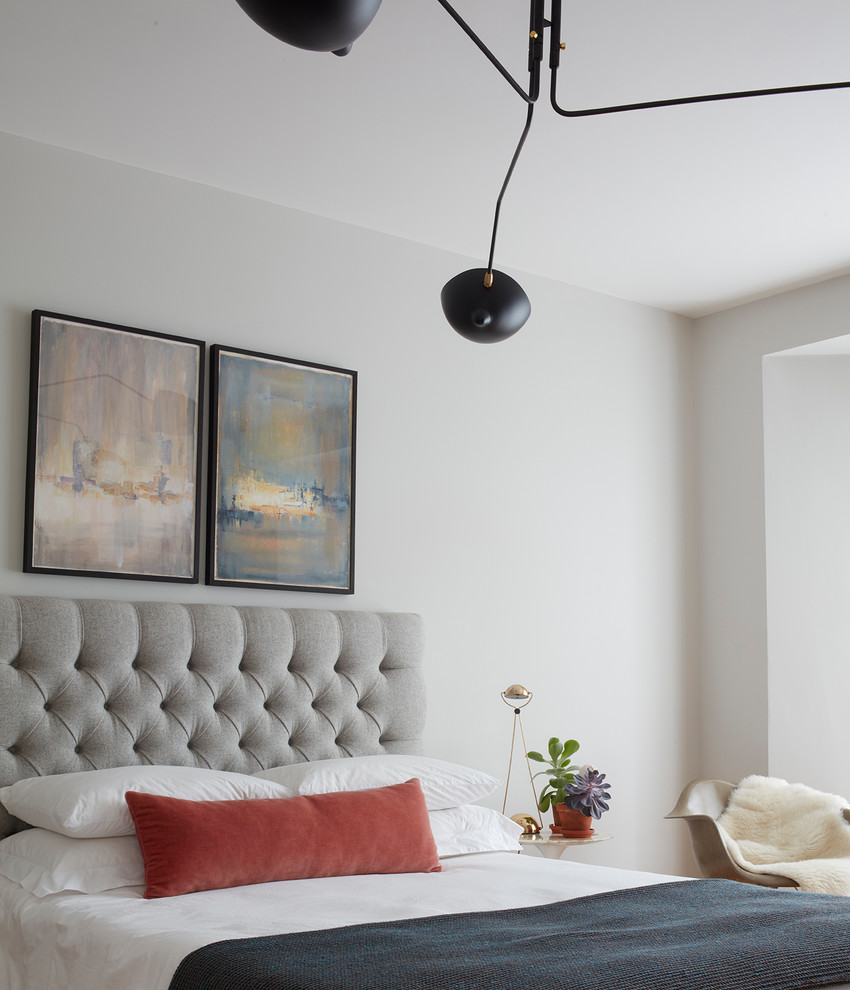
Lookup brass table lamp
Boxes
[501,684,541,833]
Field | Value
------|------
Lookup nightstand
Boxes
[518,832,612,859]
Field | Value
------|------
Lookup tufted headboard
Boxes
[0,596,425,839]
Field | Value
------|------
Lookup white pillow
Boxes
[0,807,522,897]
[255,755,499,811]
[429,805,523,858]
[0,808,520,898]
[0,766,294,838]
[0,828,144,896]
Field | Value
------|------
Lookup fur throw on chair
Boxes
[718,775,850,895]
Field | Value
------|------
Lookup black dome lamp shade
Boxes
[232,0,850,339]
[441,270,530,343]
[233,0,383,55]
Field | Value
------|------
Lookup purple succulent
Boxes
[563,767,611,820]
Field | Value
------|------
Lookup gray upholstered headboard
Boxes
[0,596,425,839]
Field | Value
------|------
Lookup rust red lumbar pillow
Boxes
[125,777,441,898]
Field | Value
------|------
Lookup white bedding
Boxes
[3,851,850,990]
[0,852,680,990]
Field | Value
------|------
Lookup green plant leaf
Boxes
[562,739,580,759]
[538,793,551,812]
[526,751,545,762]
[547,737,561,761]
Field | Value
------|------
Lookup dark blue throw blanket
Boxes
[168,879,850,990]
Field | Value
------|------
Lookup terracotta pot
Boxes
[550,802,594,838]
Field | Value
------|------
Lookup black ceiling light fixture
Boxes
[234,0,850,343]
[233,0,383,56]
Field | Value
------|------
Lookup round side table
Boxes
[518,832,612,859]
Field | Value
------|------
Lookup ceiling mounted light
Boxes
[233,0,383,56]
[235,0,850,342]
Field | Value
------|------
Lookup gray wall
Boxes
[694,273,850,783]
[763,348,850,794]
[0,130,697,874]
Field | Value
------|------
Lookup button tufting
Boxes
[43,702,51,712]
[74,744,83,754]
[103,701,111,712]
[7,745,18,756]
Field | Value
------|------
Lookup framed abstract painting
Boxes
[24,310,205,583]
[206,344,357,593]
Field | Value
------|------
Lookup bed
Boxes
[1,595,849,990]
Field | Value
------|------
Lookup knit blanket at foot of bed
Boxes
[168,878,850,990]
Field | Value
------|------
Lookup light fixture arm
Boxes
[433,0,544,291]
[433,0,543,105]
[433,0,850,116]
[485,102,534,281]
[546,0,850,117]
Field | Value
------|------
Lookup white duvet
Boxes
[0,852,679,990]
[2,852,849,990]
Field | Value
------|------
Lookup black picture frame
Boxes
[206,344,357,594]
[24,310,205,583]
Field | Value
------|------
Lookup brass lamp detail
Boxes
[500,684,541,832]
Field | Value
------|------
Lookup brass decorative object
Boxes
[500,684,540,833]
[511,813,541,834]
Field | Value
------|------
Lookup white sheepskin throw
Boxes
[718,775,850,895]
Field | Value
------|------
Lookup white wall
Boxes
[0,131,696,874]
[694,274,850,782]
[763,347,850,794]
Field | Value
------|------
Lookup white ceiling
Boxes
[2,0,850,317]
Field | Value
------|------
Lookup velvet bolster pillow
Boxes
[125,777,441,898]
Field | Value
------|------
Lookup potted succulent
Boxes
[527,737,612,838]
